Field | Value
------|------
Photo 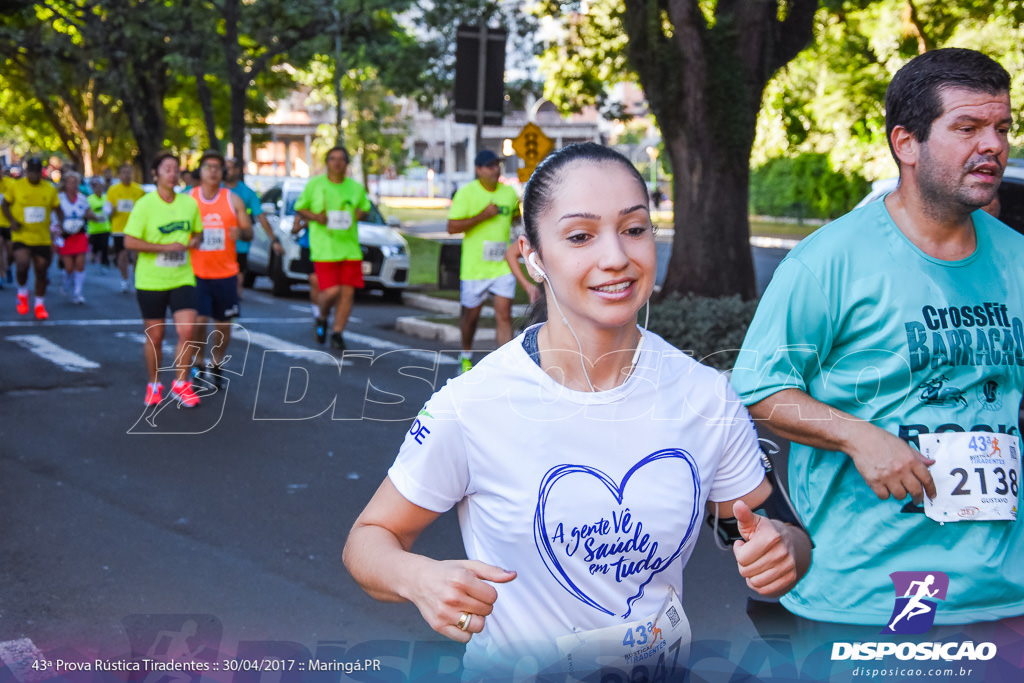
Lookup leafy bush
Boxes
[750,153,870,220]
[647,294,759,370]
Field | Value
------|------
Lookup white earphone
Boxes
[527,251,546,280]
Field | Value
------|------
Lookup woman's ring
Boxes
[456,612,472,631]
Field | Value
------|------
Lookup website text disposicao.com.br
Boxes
[851,665,978,678]
[836,640,998,679]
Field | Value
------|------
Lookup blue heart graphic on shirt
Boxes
[533,448,701,618]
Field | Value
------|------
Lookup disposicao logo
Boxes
[882,571,949,635]
[831,570,998,664]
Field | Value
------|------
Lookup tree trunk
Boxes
[194,68,221,151]
[118,62,167,180]
[622,0,818,300]
[661,126,758,299]
[221,0,248,161]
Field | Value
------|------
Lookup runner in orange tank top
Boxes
[188,149,252,389]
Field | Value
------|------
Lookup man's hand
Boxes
[748,389,937,503]
[847,426,936,502]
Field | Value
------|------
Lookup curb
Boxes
[398,291,529,342]
[395,316,492,344]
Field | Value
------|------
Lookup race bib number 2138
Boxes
[921,432,1019,523]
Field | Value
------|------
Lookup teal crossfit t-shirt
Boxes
[449,179,519,280]
[225,181,262,254]
[731,197,1024,625]
[294,175,371,262]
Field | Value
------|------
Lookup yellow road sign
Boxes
[512,122,554,180]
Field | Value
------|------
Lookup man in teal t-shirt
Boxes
[732,48,1024,632]
[447,149,520,373]
[294,146,371,351]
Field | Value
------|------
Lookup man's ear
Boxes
[890,125,920,168]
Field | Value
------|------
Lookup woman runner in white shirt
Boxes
[343,143,812,679]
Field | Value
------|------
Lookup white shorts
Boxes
[460,273,516,308]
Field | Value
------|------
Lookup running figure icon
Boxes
[888,574,939,631]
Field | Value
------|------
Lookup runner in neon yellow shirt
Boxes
[0,173,11,287]
[294,146,371,351]
[108,163,147,292]
[2,157,63,319]
[447,149,521,373]
[123,153,204,409]
[86,177,112,267]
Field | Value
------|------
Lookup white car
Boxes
[854,159,1024,233]
[246,178,410,298]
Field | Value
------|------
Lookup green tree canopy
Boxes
[755,0,1024,180]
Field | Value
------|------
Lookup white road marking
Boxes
[6,322,455,369]
[248,331,457,367]
[113,331,175,354]
[0,317,311,328]
[7,335,100,372]
[343,330,458,366]
[288,304,362,323]
[247,331,348,366]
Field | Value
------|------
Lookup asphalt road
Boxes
[0,246,864,683]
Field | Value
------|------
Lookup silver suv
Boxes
[246,178,410,298]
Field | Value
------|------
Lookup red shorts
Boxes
[58,233,89,256]
[313,260,364,289]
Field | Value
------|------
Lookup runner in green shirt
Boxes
[86,177,112,267]
[447,150,520,373]
[294,146,371,351]
[123,152,204,409]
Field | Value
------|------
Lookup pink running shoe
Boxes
[170,380,200,408]
[144,382,164,406]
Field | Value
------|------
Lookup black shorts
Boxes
[88,233,110,252]
[0,227,11,241]
[236,252,248,271]
[12,243,53,261]
[294,246,314,275]
[111,235,125,253]
[195,276,240,321]
[136,286,196,320]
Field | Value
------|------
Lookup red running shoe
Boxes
[170,380,200,408]
[34,302,49,320]
[16,292,28,315]
[144,382,164,406]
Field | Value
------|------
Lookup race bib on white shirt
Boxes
[23,206,46,224]
[556,588,690,681]
[326,210,353,230]
[117,199,135,213]
[156,251,189,268]
[921,432,1019,523]
[64,218,85,234]
[482,240,506,262]
[200,228,226,251]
